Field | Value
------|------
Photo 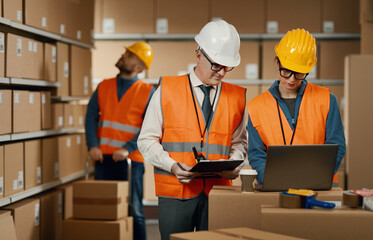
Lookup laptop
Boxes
[257,144,338,192]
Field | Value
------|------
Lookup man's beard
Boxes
[115,60,133,75]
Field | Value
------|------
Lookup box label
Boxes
[0,92,2,103]
[156,18,168,34]
[68,115,74,125]
[34,203,40,226]
[33,42,38,52]
[17,39,22,56]
[13,179,18,190]
[0,35,4,53]
[245,64,259,79]
[103,18,115,33]
[17,10,23,22]
[0,177,3,195]
[42,17,47,27]
[323,21,334,33]
[77,30,82,40]
[267,21,278,33]
[77,135,81,144]
[64,62,69,78]
[54,162,59,178]
[52,46,56,63]
[84,76,89,95]
[42,93,46,104]
[28,41,33,52]
[60,24,65,34]
[58,192,63,213]
[66,137,71,147]
[36,166,41,184]
[58,116,63,126]
[18,171,23,189]
[79,116,83,125]
[14,93,20,103]
[29,93,34,104]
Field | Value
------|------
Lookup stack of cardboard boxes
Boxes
[63,180,133,240]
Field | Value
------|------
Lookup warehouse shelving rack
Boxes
[0,16,93,207]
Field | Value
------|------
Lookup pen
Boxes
[177,162,195,183]
[192,147,200,163]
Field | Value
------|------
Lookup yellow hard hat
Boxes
[125,42,153,70]
[275,29,317,74]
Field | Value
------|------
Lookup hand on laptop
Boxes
[217,166,241,180]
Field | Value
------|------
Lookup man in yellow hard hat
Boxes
[246,29,346,186]
[85,42,154,240]
[138,20,247,240]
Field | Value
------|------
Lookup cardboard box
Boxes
[261,207,373,240]
[70,45,92,96]
[41,137,59,183]
[210,0,265,33]
[6,33,25,78]
[12,90,28,133]
[62,217,133,240]
[208,185,343,230]
[361,0,373,23]
[144,163,157,201]
[24,0,48,30]
[148,41,198,79]
[226,42,260,79]
[0,32,5,77]
[39,189,63,240]
[52,103,64,129]
[156,0,208,34]
[41,91,52,129]
[78,0,94,45]
[266,0,322,33]
[361,22,373,54]
[261,41,278,80]
[322,0,359,33]
[28,91,41,132]
[344,55,373,189]
[319,41,360,79]
[3,0,23,23]
[0,215,17,240]
[24,38,44,80]
[46,0,65,35]
[57,183,73,220]
[3,198,40,240]
[215,227,304,240]
[72,104,85,127]
[56,42,69,97]
[58,134,83,178]
[64,0,80,40]
[0,89,12,134]
[4,142,24,196]
[24,139,42,190]
[0,210,11,216]
[63,103,74,127]
[73,180,129,220]
[44,43,57,81]
[171,231,241,240]
[73,134,85,173]
[99,0,154,34]
[0,145,3,199]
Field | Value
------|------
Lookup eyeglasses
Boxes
[279,68,308,80]
[200,50,234,72]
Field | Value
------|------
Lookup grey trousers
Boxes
[158,193,209,240]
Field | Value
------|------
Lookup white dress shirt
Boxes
[137,69,248,173]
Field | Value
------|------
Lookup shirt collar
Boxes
[189,68,218,90]
[116,74,139,82]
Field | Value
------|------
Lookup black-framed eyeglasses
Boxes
[200,50,234,72]
[279,68,308,80]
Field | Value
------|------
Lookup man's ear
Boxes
[135,64,145,74]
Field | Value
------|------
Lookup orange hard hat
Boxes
[125,42,153,70]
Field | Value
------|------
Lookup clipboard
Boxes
[189,159,244,177]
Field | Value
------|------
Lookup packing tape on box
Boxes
[73,197,122,205]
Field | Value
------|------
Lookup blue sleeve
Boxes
[325,93,346,173]
[124,86,156,154]
[247,114,268,185]
[85,88,100,150]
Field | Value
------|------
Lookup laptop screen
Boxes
[258,144,338,192]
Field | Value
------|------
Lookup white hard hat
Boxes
[195,20,241,67]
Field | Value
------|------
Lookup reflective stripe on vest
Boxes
[247,83,338,182]
[156,75,246,199]
[97,78,153,162]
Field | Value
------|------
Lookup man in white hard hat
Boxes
[138,20,247,240]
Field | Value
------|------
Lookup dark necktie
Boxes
[199,85,212,120]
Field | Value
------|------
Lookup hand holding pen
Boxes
[171,162,195,183]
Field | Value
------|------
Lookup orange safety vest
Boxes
[97,77,153,162]
[155,75,246,199]
[247,83,338,183]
